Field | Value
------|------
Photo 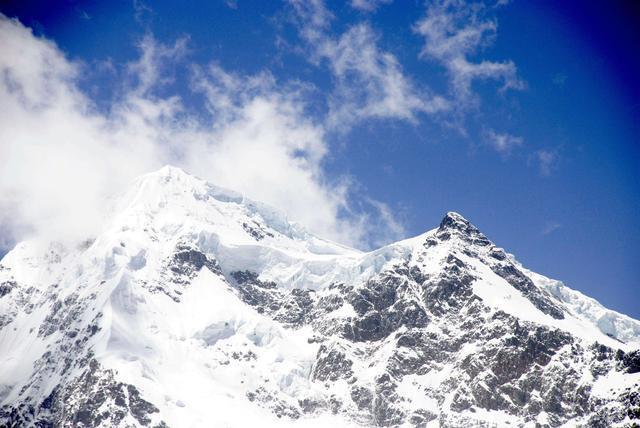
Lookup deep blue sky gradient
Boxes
[1,0,639,318]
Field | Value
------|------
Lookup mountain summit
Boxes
[0,167,638,427]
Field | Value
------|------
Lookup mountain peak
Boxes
[438,211,474,232]
[157,164,186,175]
[128,165,245,208]
[145,164,196,183]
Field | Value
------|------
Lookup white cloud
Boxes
[534,149,558,176]
[414,0,524,107]
[542,221,562,236]
[289,1,448,130]
[362,198,406,248]
[0,15,161,245]
[323,24,449,129]
[485,129,523,155]
[0,15,404,251]
[350,0,393,12]
[127,33,189,95]
[288,0,333,40]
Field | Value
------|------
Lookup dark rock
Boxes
[242,221,274,241]
[313,344,353,382]
[230,270,315,327]
[232,271,275,288]
[373,374,403,426]
[490,262,565,320]
[0,281,16,298]
[1,359,164,427]
[351,386,373,411]
[618,349,640,374]
[298,398,323,414]
[246,387,300,420]
[171,247,221,277]
[436,212,492,246]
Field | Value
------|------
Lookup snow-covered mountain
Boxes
[0,166,638,427]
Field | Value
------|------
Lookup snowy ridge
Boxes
[522,264,640,346]
[0,166,638,427]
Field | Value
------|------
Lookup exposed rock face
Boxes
[0,168,638,427]
[1,357,166,428]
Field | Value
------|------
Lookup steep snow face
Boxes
[0,166,638,428]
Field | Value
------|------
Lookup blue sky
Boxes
[0,0,638,318]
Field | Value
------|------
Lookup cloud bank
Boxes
[0,14,403,250]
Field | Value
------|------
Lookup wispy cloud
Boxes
[533,149,558,176]
[542,221,562,235]
[127,33,189,95]
[362,198,406,247]
[485,129,523,155]
[133,0,154,25]
[321,24,449,129]
[413,0,525,108]
[350,0,393,12]
[288,0,449,131]
[0,14,403,250]
[552,72,567,87]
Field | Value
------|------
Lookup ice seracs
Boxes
[0,166,638,427]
